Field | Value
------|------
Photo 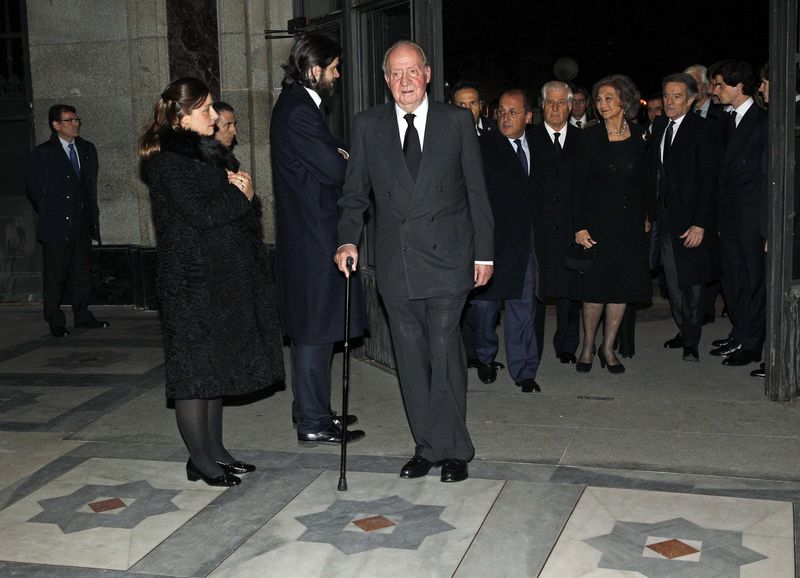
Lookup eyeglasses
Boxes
[497,109,524,118]
[58,118,81,124]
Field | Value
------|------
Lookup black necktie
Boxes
[403,113,422,179]
[576,120,582,129]
[514,138,528,176]
[553,132,562,153]
[663,120,674,164]
[728,111,737,140]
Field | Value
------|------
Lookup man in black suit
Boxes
[708,60,768,367]
[652,73,720,362]
[464,89,543,393]
[530,81,582,364]
[451,81,495,136]
[569,87,595,129]
[26,104,108,337]
[336,40,494,483]
[271,34,365,446]
[212,101,238,150]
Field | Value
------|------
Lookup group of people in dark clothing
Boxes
[26,28,771,488]
[456,59,770,393]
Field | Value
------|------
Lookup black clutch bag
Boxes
[563,243,596,273]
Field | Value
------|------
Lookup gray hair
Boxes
[382,40,428,76]
[592,74,641,120]
[683,64,709,87]
[541,80,573,103]
[662,72,699,100]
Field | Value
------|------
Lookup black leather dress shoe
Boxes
[297,426,365,445]
[517,378,541,393]
[558,353,577,364]
[216,460,256,474]
[682,346,699,362]
[710,342,740,357]
[750,363,766,378]
[663,333,684,349]
[712,336,735,347]
[475,361,502,384]
[331,413,358,427]
[50,326,70,338]
[400,455,437,478]
[440,459,468,482]
[75,319,110,329]
[186,459,241,486]
[722,349,761,366]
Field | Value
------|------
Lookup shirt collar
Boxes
[733,96,754,118]
[395,95,428,122]
[545,122,568,139]
[58,136,75,147]
[304,86,322,108]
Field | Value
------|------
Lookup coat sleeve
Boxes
[460,111,494,261]
[571,133,590,233]
[25,146,46,212]
[337,113,372,247]
[154,156,254,231]
[287,104,347,189]
[692,122,720,230]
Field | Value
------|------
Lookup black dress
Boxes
[143,129,285,399]
[569,123,655,303]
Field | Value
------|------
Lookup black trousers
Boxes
[290,342,335,434]
[660,233,702,347]
[41,224,95,329]
[553,298,581,356]
[720,230,766,353]
[382,292,474,463]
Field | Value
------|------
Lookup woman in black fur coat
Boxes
[139,77,284,486]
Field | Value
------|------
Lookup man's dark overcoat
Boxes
[143,129,284,399]
[270,85,365,344]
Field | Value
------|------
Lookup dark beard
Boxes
[313,76,336,100]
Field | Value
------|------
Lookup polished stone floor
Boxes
[0,304,797,577]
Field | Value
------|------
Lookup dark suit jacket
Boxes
[718,101,768,238]
[271,84,364,343]
[530,123,581,298]
[26,135,99,243]
[470,127,537,301]
[651,113,720,287]
[338,100,494,299]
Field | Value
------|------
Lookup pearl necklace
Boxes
[605,120,628,136]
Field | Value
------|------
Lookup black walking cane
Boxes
[338,256,354,491]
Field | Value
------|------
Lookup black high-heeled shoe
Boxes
[186,459,241,486]
[216,460,256,474]
[576,355,593,373]
[598,350,625,374]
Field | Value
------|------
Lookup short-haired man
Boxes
[271,33,366,445]
[569,87,592,129]
[709,60,768,367]
[531,81,582,364]
[452,81,495,136]
[26,104,108,337]
[336,40,493,483]
[652,73,720,362]
[213,101,238,150]
[464,88,544,392]
[646,94,663,132]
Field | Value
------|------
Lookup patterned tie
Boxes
[553,132,562,153]
[663,120,675,164]
[403,113,422,179]
[68,143,80,176]
[514,138,528,176]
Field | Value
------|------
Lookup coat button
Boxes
[386,191,392,196]
[437,186,444,191]
[555,196,559,202]
[402,246,408,252]
[430,217,435,222]
[432,244,437,250]
[554,225,560,230]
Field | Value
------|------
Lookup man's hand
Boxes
[335,244,359,277]
[474,264,494,287]
[679,225,704,248]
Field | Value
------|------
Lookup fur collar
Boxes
[159,128,239,172]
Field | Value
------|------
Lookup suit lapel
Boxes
[724,105,758,166]
[377,105,415,196]
[415,106,444,190]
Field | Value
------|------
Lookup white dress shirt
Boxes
[660,113,686,163]
[58,136,80,170]
[395,96,428,149]
[545,122,568,148]
[507,133,530,174]
[303,86,322,108]
[732,97,754,127]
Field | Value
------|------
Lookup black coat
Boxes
[270,85,365,344]
[26,135,100,243]
[143,129,284,399]
[718,103,768,238]
[651,113,720,287]
[531,123,581,298]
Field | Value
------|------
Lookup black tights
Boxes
[175,398,235,477]
[578,302,627,365]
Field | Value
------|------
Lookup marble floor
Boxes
[0,304,797,577]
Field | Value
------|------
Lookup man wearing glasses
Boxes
[26,104,107,337]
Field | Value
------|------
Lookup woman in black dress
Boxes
[571,74,655,373]
[138,78,284,485]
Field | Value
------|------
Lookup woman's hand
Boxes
[575,229,596,249]
[227,170,254,201]
[644,219,652,234]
